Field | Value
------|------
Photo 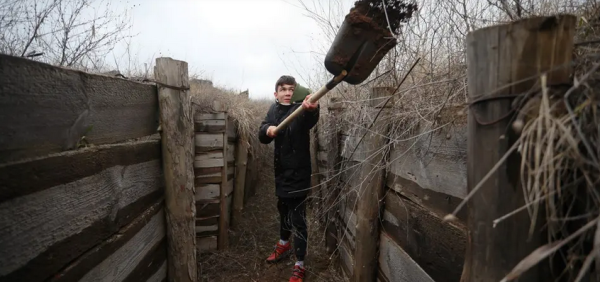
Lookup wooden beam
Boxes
[0,139,160,204]
[463,15,576,282]
[154,57,197,282]
[352,87,392,282]
[218,113,230,249]
[0,54,159,163]
[231,138,248,227]
[47,201,165,282]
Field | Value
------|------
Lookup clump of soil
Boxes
[349,0,418,36]
[326,0,418,83]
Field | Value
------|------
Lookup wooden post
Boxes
[218,114,231,249]
[324,97,344,255]
[231,137,248,227]
[463,15,576,281]
[352,87,393,282]
[154,57,197,282]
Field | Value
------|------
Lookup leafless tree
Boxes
[0,0,134,71]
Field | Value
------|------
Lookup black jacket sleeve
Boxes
[259,104,276,144]
[302,104,320,131]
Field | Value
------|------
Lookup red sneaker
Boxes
[266,241,291,263]
[289,265,306,282]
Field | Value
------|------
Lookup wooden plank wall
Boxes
[318,97,469,282]
[0,55,167,282]
[194,112,237,251]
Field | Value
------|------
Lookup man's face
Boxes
[274,84,294,105]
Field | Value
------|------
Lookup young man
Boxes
[258,75,319,282]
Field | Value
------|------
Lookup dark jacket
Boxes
[259,101,319,198]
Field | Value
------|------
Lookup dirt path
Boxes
[197,172,344,282]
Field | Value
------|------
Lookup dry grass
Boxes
[303,1,600,281]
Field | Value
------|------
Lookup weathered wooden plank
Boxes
[123,239,166,282]
[195,151,223,160]
[219,125,230,249]
[195,184,220,201]
[0,139,161,204]
[78,209,166,281]
[196,199,221,218]
[340,134,370,163]
[353,104,389,282]
[386,172,467,223]
[339,238,354,277]
[195,216,219,236]
[194,158,224,168]
[383,192,466,282]
[388,123,467,200]
[0,54,159,163]
[146,261,167,282]
[232,138,248,227]
[47,200,164,282]
[378,232,434,282]
[195,119,226,133]
[155,57,196,282]
[0,160,163,281]
[226,117,236,140]
[197,236,218,253]
[223,179,234,197]
[195,113,226,121]
[227,142,235,163]
[195,133,224,152]
[462,15,575,282]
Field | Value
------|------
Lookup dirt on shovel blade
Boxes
[329,0,418,76]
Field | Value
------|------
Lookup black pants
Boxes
[278,196,308,261]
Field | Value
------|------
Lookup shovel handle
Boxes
[274,70,347,134]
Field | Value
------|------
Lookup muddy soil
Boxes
[197,171,345,282]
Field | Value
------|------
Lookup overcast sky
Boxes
[110,0,354,100]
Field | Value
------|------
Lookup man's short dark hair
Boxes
[275,75,296,91]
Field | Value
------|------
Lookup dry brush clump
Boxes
[300,0,600,280]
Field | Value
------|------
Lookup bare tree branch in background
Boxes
[0,0,134,71]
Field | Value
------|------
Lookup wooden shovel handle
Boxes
[274,71,347,134]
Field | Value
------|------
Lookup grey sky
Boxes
[110,0,354,100]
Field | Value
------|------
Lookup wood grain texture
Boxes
[0,54,158,163]
[232,138,248,227]
[0,139,160,204]
[353,104,390,282]
[387,122,467,200]
[219,122,229,249]
[0,159,163,281]
[194,119,226,133]
[386,173,467,223]
[382,192,466,282]
[195,133,224,152]
[48,200,164,282]
[339,238,354,278]
[195,113,226,121]
[155,57,196,282]
[226,117,236,141]
[196,184,220,201]
[79,209,166,281]
[195,216,219,237]
[378,232,434,282]
[196,199,221,218]
[463,15,576,282]
[147,261,167,282]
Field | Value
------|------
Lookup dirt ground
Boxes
[197,172,345,282]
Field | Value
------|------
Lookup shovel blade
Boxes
[324,17,397,85]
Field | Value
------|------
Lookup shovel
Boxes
[272,0,418,134]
